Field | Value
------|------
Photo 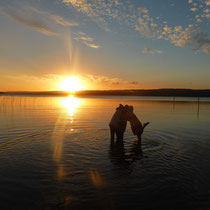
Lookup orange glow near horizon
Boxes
[60,76,85,92]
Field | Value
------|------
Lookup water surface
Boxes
[0,95,210,210]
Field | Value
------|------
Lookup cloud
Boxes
[62,0,116,31]
[135,0,210,54]
[129,81,139,85]
[190,8,198,12]
[62,0,150,33]
[73,32,100,49]
[203,45,210,53]
[83,74,140,89]
[61,0,210,54]
[205,14,210,18]
[80,37,94,41]
[163,26,172,33]
[2,6,79,36]
[174,26,182,32]
[206,0,210,6]
[30,7,79,26]
[138,8,148,14]
[49,14,78,26]
[136,17,154,38]
[83,41,101,49]
[141,47,163,54]
[190,32,210,53]
[163,25,210,53]
[150,23,157,28]
[135,7,160,39]
[149,0,210,55]
[6,12,57,35]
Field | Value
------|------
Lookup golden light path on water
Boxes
[52,94,82,182]
[61,94,81,117]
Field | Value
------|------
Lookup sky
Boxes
[0,0,210,91]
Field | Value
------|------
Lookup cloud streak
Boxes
[2,6,79,36]
[29,7,79,27]
[73,33,101,49]
[83,41,101,49]
[6,12,57,35]
[141,47,163,54]
[83,74,140,89]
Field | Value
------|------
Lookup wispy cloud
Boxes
[141,47,163,54]
[73,33,101,49]
[80,37,94,42]
[5,12,57,36]
[83,41,101,49]
[29,7,79,26]
[2,6,79,36]
[83,74,140,89]
[50,14,78,26]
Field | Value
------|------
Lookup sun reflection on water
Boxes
[61,95,81,117]
[51,95,82,182]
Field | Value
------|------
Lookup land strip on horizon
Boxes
[1,89,210,97]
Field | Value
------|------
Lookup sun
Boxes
[60,76,84,92]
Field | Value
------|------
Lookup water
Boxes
[0,95,210,210]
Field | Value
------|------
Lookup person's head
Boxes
[116,104,124,111]
[115,104,134,120]
[124,105,133,120]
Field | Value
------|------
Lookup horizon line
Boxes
[1,88,210,93]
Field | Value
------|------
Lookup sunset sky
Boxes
[0,0,210,91]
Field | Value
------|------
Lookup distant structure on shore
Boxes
[1,89,210,97]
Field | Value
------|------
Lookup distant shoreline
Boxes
[1,89,210,97]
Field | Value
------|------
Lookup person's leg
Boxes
[116,129,123,141]
[110,127,115,144]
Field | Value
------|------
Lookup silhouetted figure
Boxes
[126,105,150,141]
[109,104,128,142]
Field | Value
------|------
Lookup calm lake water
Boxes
[0,95,210,210]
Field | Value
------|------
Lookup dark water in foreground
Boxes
[0,95,210,210]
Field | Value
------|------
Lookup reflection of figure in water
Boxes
[126,105,150,142]
[109,140,143,165]
[109,104,128,143]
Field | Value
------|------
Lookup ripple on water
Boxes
[1,97,210,210]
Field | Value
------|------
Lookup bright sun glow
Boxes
[60,76,84,92]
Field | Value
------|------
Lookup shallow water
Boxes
[0,95,210,210]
